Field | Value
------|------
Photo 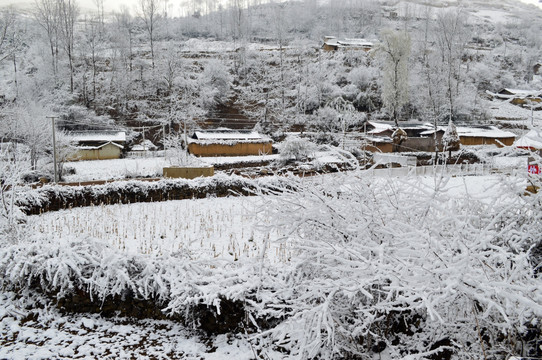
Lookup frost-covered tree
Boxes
[137,0,161,69]
[199,59,232,110]
[93,0,105,34]
[162,131,201,166]
[279,135,316,162]
[435,8,469,121]
[411,5,447,124]
[58,0,79,93]
[379,29,411,127]
[442,118,460,156]
[33,0,60,76]
[114,6,135,72]
[0,7,17,62]
[0,144,27,242]
[80,15,102,105]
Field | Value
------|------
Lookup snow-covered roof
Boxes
[324,37,374,49]
[364,135,393,143]
[71,131,126,143]
[515,129,542,149]
[367,121,393,134]
[420,125,516,139]
[337,39,374,47]
[323,36,338,46]
[192,129,269,141]
[496,88,542,97]
[456,126,516,139]
[368,121,515,140]
[77,141,124,150]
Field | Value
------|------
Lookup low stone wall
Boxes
[55,288,247,335]
[17,175,286,215]
[397,137,442,153]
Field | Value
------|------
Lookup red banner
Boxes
[528,164,541,174]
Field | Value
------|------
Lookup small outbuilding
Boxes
[323,36,374,52]
[68,131,126,161]
[456,126,516,147]
[493,88,542,106]
[187,129,273,157]
[129,139,157,157]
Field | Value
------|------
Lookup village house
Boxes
[492,88,542,106]
[322,36,374,52]
[67,131,126,161]
[453,126,516,147]
[363,121,515,153]
[365,122,441,153]
[187,128,273,157]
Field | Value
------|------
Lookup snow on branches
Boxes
[1,171,541,359]
[255,172,542,359]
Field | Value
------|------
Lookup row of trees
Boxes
[1,1,540,118]
[379,7,471,126]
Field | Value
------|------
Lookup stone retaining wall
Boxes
[17,176,283,215]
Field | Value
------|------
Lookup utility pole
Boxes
[47,116,58,183]
[162,124,167,160]
[184,120,188,152]
[531,100,534,127]
[142,126,146,157]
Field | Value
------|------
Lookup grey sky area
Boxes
[0,0,541,17]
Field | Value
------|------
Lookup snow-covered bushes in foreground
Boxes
[254,173,542,359]
[1,172,542,359]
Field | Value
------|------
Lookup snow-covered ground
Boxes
[63,157,168,182]
[62,154,279,182]
[63,150,355,182]
[488,99,542,125]
[0,290,282,360]
[2,171,538,359]
[28,196,291,263]
[182,38,283,52]
[28,172,521,262]
[199,154,280,165]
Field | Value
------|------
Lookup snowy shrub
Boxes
[311,106,340,133]
[347,66,375,91]
[497,71,518,90]
[279,136,317,162]
[15,174,294,215]
[254,172,542,359]
[469,62,493,91]
[3,169,542,359]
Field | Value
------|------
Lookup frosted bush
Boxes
[2,170,542,359]
[255,171,542,359]
[279,136,317,162]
